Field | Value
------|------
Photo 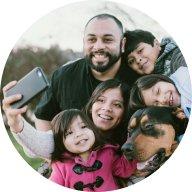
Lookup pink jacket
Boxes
[49,144,137,191]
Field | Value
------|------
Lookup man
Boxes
[2,14,133,156]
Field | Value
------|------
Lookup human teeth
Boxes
[77,139,87,145]
[79,140,86,144]
[99,114,112,120]
[94,54,106,58]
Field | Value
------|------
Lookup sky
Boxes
[15,1,168,51]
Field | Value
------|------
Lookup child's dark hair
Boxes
[51,109,105,162]
[129,74,175,111]
[122,30,156,64]
[84,79,130,146]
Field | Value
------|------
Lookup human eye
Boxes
[113,102,123,108]
[81,123,88,129]
[96,97,105,103]
[103,37,113,43]
[65,129,73,137]
[87,37,96,43]
[128,58,135,66]
[138,48,143,54]
[156,88,160,95]
[137,46,144,54]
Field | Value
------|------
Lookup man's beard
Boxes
[85,51,121,73]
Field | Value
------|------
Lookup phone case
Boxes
[5,67,49,109]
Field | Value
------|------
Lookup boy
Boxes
[122,30,187,76]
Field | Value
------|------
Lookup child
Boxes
[122,30,187,76]
[129,67,191,119]
[49,109,137,191]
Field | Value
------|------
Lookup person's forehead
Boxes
[102,88,123,100]
[143,86,153,95]
[84,18,122,37]
[154,81,170,89]
[71,115,84,126]
[134,42,151,51]
[128,43,148,57]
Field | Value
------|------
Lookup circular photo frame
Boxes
[0,1,191,192]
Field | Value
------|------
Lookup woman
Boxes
[84,79,129,146]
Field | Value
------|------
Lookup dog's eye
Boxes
[141,123,154,132]
[145,124,154,130]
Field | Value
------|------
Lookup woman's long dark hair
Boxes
[84,79,130,146]
[51,109,105,162]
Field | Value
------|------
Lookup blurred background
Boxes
[0,0,168,172]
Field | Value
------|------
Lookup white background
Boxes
[0,0,192,192]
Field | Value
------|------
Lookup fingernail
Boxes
[17,94,22,98]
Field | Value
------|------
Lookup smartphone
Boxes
[5,67,50,109]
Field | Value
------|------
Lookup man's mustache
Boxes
[89,51,110,57]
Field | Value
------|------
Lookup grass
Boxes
[7,129,44,170]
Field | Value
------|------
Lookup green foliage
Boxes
[0,45,83,109]
[7,129,43,170]
[0,45,83,170]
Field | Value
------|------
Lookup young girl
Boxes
[129,67,191,118]
[49,109,137,191]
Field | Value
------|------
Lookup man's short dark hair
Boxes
[123,29,156,57]
[85,13,123,35]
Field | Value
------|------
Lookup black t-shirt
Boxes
[35,58,136,121]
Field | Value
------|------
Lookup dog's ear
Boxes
[128,108,145,130]
[128,108,146,128]
[165,140,179,157]
[171,140,179,153]
[172,107,188,136]
[172,107,187,120]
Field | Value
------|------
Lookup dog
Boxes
[121,107,188,185]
